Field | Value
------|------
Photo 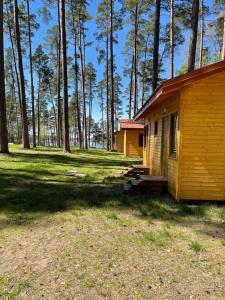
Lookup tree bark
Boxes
[106,31,110,151]
[199,0,204,67]
[88,80,93,148]
[133,3,138,116]
[100,84,104,147]
[70,1,82,149]
[78,14,87,150]
[221,16,225,60]
[14,0,30,149]
[129,54,134,119]
[141,37,149,105]
[26,0,36,147]
[57,0,63,147]
[0,0,9,153]
[170,0,174,78]
[60,0,70,153]
[152,0,161,92]
[188,0,200,72]
[37,74,41,146]
[110,0,115,150]
[5,2,22,114]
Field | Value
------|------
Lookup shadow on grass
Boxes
[3,152,139,169]
[0,149,224,240]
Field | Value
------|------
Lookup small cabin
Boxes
[135,61,225,201]
[114,119,144,157]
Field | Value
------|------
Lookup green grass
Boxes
[0,144,224,228]
[1,145,225,299]
[140,230,173,247]
[0,145,139,226]
[189,241,204,252]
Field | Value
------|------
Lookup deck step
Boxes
[125,175,168,194]
[131,165,149,170]
[139,175,168,182]
[124,165,150,178]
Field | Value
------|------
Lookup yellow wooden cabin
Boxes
[135,61,225,201]
[114,119,144,157]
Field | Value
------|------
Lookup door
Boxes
[161,116,169,177]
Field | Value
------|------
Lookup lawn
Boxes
[0,145,225,299]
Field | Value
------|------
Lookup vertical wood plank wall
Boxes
[144,95,180,198]
[115,131,124,153]
[179,73,225,200]
[125,129,143,157]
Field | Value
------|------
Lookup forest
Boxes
[0,0,225,153]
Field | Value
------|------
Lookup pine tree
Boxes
[26,0,37,147]
[188,0,200,72]
[14,0,30,149]
[60,0,70,153]
[86,63,96,148]
[0,0,9,153]
[152,0,161,91]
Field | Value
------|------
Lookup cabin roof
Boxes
[134,60,225,120]
[119,119,144,130]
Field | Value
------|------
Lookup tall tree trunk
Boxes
[14,0,30,149]
[129,54,134,119]
[141,36,150,106]
[60,0,70,153]
[170,0,174,78]
[26,0,36,147]
[133,3,138,116]
[78,14,87,150]
[9,62,18,142]
[37,74,41,146]
[110,0,115,150]
[188,0,199,72]
[100,84,104,147]
[0,0,9,154]
[199,0,204,67]
[5,2,22,113]
[70,1,82,149]
[48,85,58,144]
[73,27,82,149]
[82,26,88,149]
[57,0,63,147]
[88,80,93,148]
[152,0,161,92]
[106,31,110,151]
[221,16,225,60]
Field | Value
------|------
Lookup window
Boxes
[139,134,144,147]
[154,122,158,135]
[170,112,179,155]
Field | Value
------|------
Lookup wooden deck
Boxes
[123,175,168,194]
[124,165,150,178]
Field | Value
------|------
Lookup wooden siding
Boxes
[125,129,143,157]
[115,131,124,153]
[144,95,180,198]
[179,73,225,200]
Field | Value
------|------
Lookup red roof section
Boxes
[120,119,144,130]
[135,60,225,120]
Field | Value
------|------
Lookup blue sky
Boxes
[11,0,215,121]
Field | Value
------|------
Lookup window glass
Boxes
[170,113,179,155]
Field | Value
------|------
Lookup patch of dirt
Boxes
[0,210,225,299]
[66,170,86,177]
